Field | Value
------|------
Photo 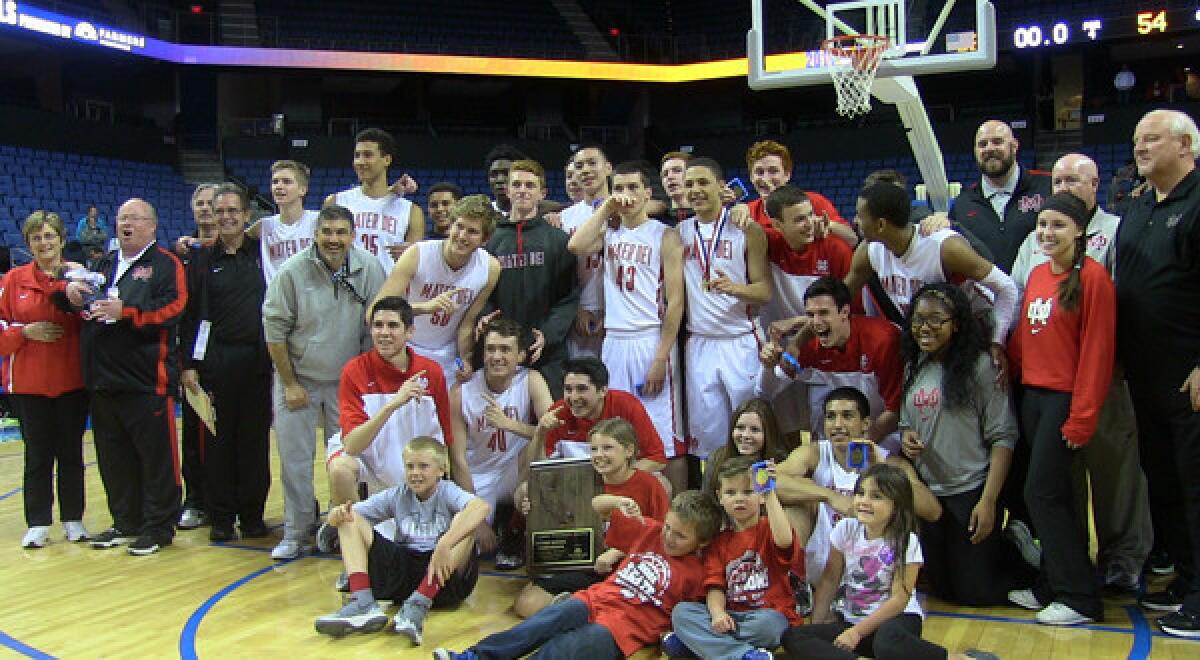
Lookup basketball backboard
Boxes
[747,0,996,90]
[745,0,999,211]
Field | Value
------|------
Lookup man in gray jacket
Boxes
[263,204,386,559]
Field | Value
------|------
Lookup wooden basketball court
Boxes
[0,435,1194,659]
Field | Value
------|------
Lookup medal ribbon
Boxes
[693,207,729,286]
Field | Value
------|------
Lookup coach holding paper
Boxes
[66,198,188,556]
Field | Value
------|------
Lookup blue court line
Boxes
[0,628,54,659]
[1124,605,1153,659]
[210,542,528,580]
[178,558,298,660]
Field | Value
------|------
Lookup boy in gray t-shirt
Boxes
[314,437,489,646]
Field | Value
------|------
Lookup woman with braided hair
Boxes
[1006,192,1117,626]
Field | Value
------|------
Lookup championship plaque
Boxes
[527,457,604,575]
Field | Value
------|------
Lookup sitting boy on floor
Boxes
[313,436,489,646]
[667,455,801,660]
[433,489,722,660]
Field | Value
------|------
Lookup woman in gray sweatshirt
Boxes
[898,282,1034,606]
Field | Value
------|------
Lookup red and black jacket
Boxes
[80,244,188,396]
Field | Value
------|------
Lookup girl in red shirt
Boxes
[1007,192,1115,625]
[0,212,90,548]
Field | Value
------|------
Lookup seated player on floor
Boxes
[313,437,489,647]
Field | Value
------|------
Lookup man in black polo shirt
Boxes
[948,120,1052,272]
[1115,109,1200,638]
[180,183,273,542]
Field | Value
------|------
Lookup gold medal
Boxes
[702,279,710,291]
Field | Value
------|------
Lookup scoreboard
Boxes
[1008,7,1200,50]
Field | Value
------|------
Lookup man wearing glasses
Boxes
[179,184,273,543]
[65,198,188,556]
[262,204,386,559]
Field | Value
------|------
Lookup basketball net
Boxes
[821,35,890,119]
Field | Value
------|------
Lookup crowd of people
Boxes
[4,107,1200,657]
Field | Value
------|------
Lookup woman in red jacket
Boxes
[1006,192,1115,626]
[0,211,90,548]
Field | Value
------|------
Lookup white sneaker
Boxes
[271,538,312,560]
[64,521,91,542]
[1007,588,1042,611]
[1036,602,1094,626]
[21,526,50,548]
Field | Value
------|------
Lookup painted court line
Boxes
[178,559,298,660]
[0,628,55,660]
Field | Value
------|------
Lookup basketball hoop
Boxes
[821,34,890,118]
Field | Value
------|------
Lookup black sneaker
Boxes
[90,528,136,549]
[316,521,340,554]
[209,526,236,542]
[1146,549,1175,576]
[1140,584,1185,612]
[239,522,270,539]
[1159,610,1200,638]
[789,572,813,617]
[128,534,171,556]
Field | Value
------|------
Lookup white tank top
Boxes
[678,212,756,337]
[560,200,605,312]
[603,220,668,333]
[460,368,532,478]
[866,228,994,319]
[406,240,491,354]
[806,440,886,579]
[259,210,319,283]
[334,186,413,275]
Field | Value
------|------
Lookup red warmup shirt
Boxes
[1009,258,1115,446]
[0,264,83,396]
[574,510,707,656]
[764,228,854,279]
[338,347,455,445]
[704,517,803,624]
[791,316,903,412]
[543,389,667,464]
[604,469,670,522]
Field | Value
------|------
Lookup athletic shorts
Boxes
[684,334,759,458]
[367,530,479,605]
[602,329,685,458]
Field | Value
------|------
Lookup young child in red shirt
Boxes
[434,489,722,660]
[666,455,799,660]
[513,418,670,617]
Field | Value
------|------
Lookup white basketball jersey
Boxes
[560,200,605,312]
[406,240,491,354]
[678,213,755,337]
[806,440,887,579]
[603,220,668,333]
[259,210,319,283]
[460,368,532,480]
[867,228,992,318]
[334,186,413,275]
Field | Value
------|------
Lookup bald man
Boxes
[948,120,1052,272]
[66,198,189,556]
[1010,153,1152,593]
[1115,110,1200,636]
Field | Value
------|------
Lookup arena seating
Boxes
[0,145,195,258]
[257,0,587,60]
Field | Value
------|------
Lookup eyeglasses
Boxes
[910,315,953,330]
[213,208,246,216]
